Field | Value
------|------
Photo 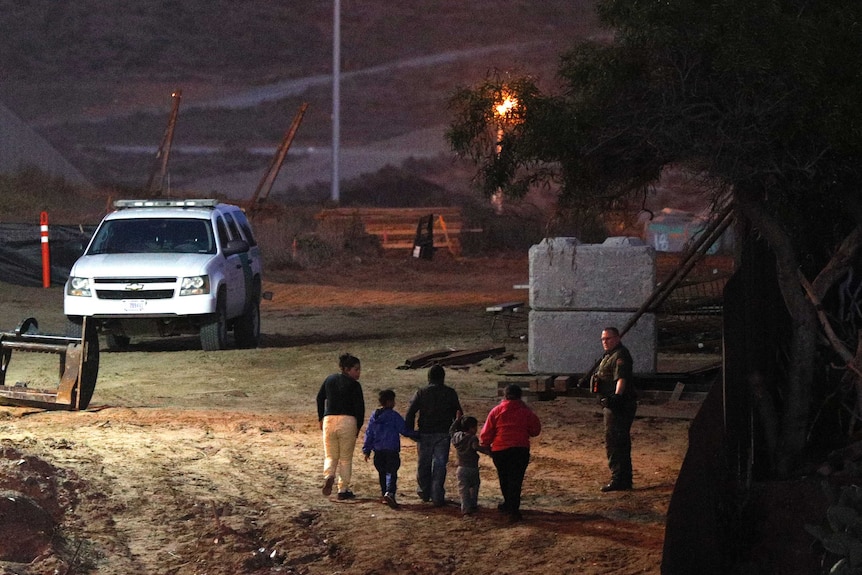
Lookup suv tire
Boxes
[200,292,227,351]
[234,298,260,349]
[105,334,131,351]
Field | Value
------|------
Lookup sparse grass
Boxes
[0,167,109,224]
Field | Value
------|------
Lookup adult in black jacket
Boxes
[405,365,462,506]
[316,353,365,500]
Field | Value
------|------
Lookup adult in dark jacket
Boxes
[592,326,638,492]
[479,384,541,523]
[405,365,462,506]
[316,353,365,500]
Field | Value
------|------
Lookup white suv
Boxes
[65,199,264,351]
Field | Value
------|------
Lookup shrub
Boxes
[806,483,862,574]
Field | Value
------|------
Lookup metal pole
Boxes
[331,0,341,203]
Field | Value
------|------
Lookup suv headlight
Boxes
[67,277,91,297]
[180,275,210,296]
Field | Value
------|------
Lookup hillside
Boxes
[0,1,601,199]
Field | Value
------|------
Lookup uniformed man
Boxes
[592,326,638,492]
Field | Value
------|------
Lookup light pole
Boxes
[331,0,341,203]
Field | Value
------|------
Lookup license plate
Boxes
[123,300,147,312]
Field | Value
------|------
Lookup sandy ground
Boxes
[0,254,697,575]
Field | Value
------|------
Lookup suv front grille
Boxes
[94,277,177,283]
[96,289,175,300]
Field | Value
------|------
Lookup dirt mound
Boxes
[0,443,84,568]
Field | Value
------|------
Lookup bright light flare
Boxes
[495,95,518,117]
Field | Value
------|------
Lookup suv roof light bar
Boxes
[113,199,220,209]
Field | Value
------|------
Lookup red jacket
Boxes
[480,398,541,452]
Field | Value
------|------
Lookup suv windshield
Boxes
[88,218,216,255]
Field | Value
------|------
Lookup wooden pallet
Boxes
[315,207,469,256]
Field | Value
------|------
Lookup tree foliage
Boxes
[447,0,862,476]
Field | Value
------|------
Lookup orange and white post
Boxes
[40,211,50,288]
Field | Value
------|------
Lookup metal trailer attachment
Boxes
[0,317,99,410]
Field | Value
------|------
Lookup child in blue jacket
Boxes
[363,389,412,508]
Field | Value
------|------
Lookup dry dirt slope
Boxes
[0,1,600,195]
[0,256,692,575]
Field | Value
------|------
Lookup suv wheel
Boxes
[200,292,228,351]
[105,334,131,351]
[234,298,260,349]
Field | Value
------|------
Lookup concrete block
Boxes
[527,310,657,374]
[529,237,655,310]
[602,236,646,247]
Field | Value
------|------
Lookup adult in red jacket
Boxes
[479,384,541,522]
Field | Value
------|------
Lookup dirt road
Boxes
[0,255,693,575]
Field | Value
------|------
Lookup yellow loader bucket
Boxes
[0,317,99,410]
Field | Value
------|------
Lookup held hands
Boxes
[364,452,370,462]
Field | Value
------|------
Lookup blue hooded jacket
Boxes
[362,407,411,454]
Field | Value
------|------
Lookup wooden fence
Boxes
[315,207,468,256]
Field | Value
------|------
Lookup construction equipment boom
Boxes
[146,90,183,197]
[246,102,309,215]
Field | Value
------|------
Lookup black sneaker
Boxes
[383,493,398,508]
[337,490,356,501]
[600,481,633,492]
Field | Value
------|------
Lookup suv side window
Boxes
[232,210,258,247]
[215,216,230,249]
[223,213,242,242]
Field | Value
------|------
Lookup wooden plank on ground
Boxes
[433,346,506,366]
[404,346,507,369]
[403,348,458,369]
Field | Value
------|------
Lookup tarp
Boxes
[0,224,95,287]
[644,208,734,254]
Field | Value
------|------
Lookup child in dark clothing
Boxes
[362,389,410,508]
[449,415,490,515]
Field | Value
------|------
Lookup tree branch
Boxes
[811,226,862,300]
[798,270,862,380]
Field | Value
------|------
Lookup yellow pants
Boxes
[322,414,358,492]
